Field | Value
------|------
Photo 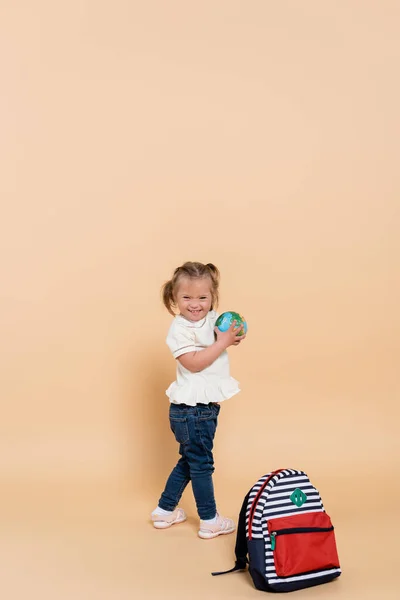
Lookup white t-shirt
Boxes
[165,310,241,406]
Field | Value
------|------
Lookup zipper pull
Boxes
[271,532,276,551]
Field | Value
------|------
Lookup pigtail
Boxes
[162,280,176,316]
[206,263,220,310]
[206,263,220,282]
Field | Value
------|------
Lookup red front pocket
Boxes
[268,512,340,577]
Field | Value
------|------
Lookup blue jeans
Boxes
[158,402,221,520]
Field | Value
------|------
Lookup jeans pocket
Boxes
[198,416,217,454]
[170,417,189,445]
[198,408,213,421]
[213,403,221,416]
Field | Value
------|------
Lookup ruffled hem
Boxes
[166,377,240,405]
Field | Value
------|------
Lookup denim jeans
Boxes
[158,402,221,520]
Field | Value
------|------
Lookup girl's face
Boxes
[175,277,213,322]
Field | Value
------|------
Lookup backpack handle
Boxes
[248,469,285,540]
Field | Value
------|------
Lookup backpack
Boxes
[213,468,341,593]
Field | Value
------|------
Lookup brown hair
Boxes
[162,262,220,316]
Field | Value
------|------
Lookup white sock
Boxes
[202,514,218,524]
[152,506,174,516]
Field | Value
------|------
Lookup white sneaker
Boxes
[151,507,187,529]
[198,514,236,539]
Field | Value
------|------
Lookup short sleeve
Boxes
[209,310,218,327]
[166,324,197,359]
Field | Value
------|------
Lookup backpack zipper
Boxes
[270,526,334,551]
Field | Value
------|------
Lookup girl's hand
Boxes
[233,334,246,346]
[215,321,246,349]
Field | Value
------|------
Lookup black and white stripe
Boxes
[268,568,342,584]
[246,470,322,538]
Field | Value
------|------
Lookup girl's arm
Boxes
[178,323,245,373]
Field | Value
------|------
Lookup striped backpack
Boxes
[213,468,341,593]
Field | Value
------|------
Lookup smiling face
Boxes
[175,277,213,322]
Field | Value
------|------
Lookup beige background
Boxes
[1,1,399,598]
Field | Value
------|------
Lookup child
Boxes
[151,261,246,539]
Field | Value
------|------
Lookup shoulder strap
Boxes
[211,490,251,576]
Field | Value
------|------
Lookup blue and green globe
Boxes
[216,311,248,336]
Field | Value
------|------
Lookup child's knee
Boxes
[190,463,215,477]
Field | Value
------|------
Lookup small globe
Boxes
[216,311,248,336]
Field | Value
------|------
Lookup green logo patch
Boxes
[290,488,307,507]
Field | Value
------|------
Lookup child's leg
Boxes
[152,458,189,528]
[157,453,191,512]
[185,404,219,520]
[187,403,235,538]
[153,404,191,519]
